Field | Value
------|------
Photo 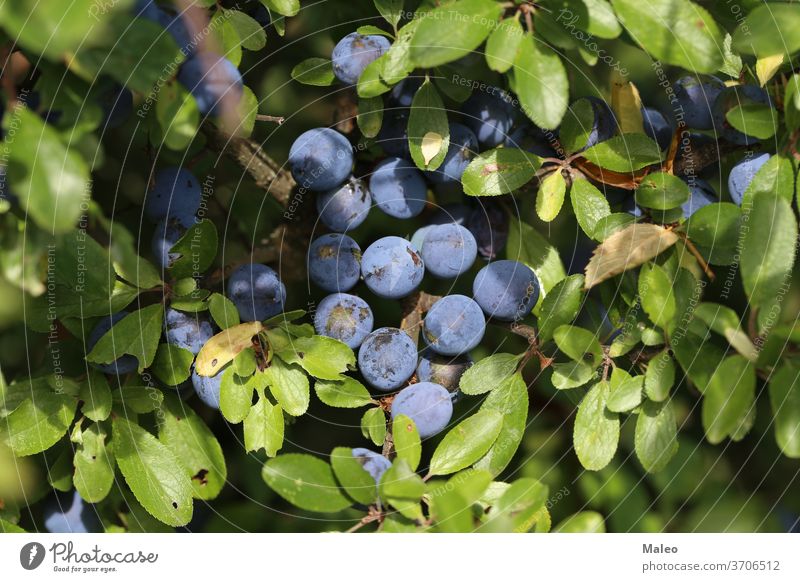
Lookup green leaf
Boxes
[361,407,387,447]
[46,446,73,492]
[104,221,162,290]
[73,423,114,503]
[69,17,185,92]
[610,0,724,73]
[739,192,797,309]
[374,0,404,28]
[151,344,194,387]
[159,395,227,499]
[0,0,109,59]
[684,203,741,250]
[291,58,336,86]
[474,373,528,476]
[266,357,309,417]
[276,335,355,380]
[462,147,540,197]
[208,292,240,330]
[379,458,425,520]
[741,154,793,207]
[702,355,756,444]
[768,361,800,458]
[80,370,112,422]
[559,98,597,154]
[262,454,352,512]
[244,396,284,457]
[553,325,603,367]
[155,82,199,151]
[330,447,378,505]
[573,381,619,471]
[227,9,267,51]
[538,274,585,343]
[487,478,549,533]
[409,0,503,68]
[644,349,675,402]
[635,172,690,210]
[639,262,676,328]
[506,217,567,295]
[733,2,800,57]
[570,179,612,240]
[725,104,778,140]
[554,511,606,532]
[537,170,567,222]
[393,414,421,471]
[1,389,76,456]
[429,410,503,476]
[219,368,259,424]
[113,417,193,527]
[112,386,164,414]
[86,304,164,372]
[485,17,524,73]
[408,80,450,171]
[635,399,678,472]
[513,34,569,129]
[4,107,90,233]
[459,353,523,395]
[694,303,758,362]
[357,96,384,139]
[606,375,643,413]
[209,11,242,67]
[169,219,218,279]
[264,0,300,17]
[582,133,662,172]
[315,376,374,408]
[551,360,595,390]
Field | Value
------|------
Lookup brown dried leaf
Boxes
[584,223,680,289]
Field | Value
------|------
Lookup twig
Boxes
[676,232,715,281]
[203,127,295,208]
[256,114,285,125]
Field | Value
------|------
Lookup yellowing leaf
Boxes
[584,223,680,289]
[195,321,264,377]
[756,53,784,87]
[610,73,643,134]
[421,131,444,166]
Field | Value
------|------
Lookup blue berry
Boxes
[152,214,194,269]
[423,295,486,356]
[361,236,424,299]
[430,203,472,226]
[467,200,508,260]
[358,327,417,391]
[192,367,222,409]
[331,33,391,85]
[713,85,772,145]
[574,96,618,150]
[623,196,644,218]
[391,382,453,438]
[164,308,214,355]
[87,311,139,375]
[145,166,201,222]
[178,52,243,115]
[376,110,410,157]
[289,128,353,191]
[314,293,374,349]
[410,225,435,251]
[369,157,427,219]
[352,448,392,483]
[308,233,361,293]
[227,263,286,322]
[461,88,517,148]
[427,123,478,184]
[674,75,724,130]
[505,122,556,157]
[681,178,717,218]
[416,348,472,393]
[389,77,423,107]
[728,153,770,206]
[420,223,477,279]
[642,107,672,150]
[473,260,539,321]
[43,490,101,533]
[316,177,371,232]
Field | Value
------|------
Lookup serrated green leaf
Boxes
[291,58,336,86]
[582,133,662,172]
[538,274,585,343]
[702,355,755,444]
[485,17,523,73]
[462,147,540,196]
[266,356,310,417]
[314,376,374,408]
[459,353,523,396]
[513,34,569,129]
[769,361,800,458]
[429,410,503,476]
[537,170,567,222]
[244,396,284,456]
[86,304,163,373]
[474,373,528,476]
[73,423,114,503]
[393,414,421,472]
[262,454,352,512]
[573,381,619,470]
[408,80,449,171]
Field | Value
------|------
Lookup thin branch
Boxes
[255,114,285,125]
